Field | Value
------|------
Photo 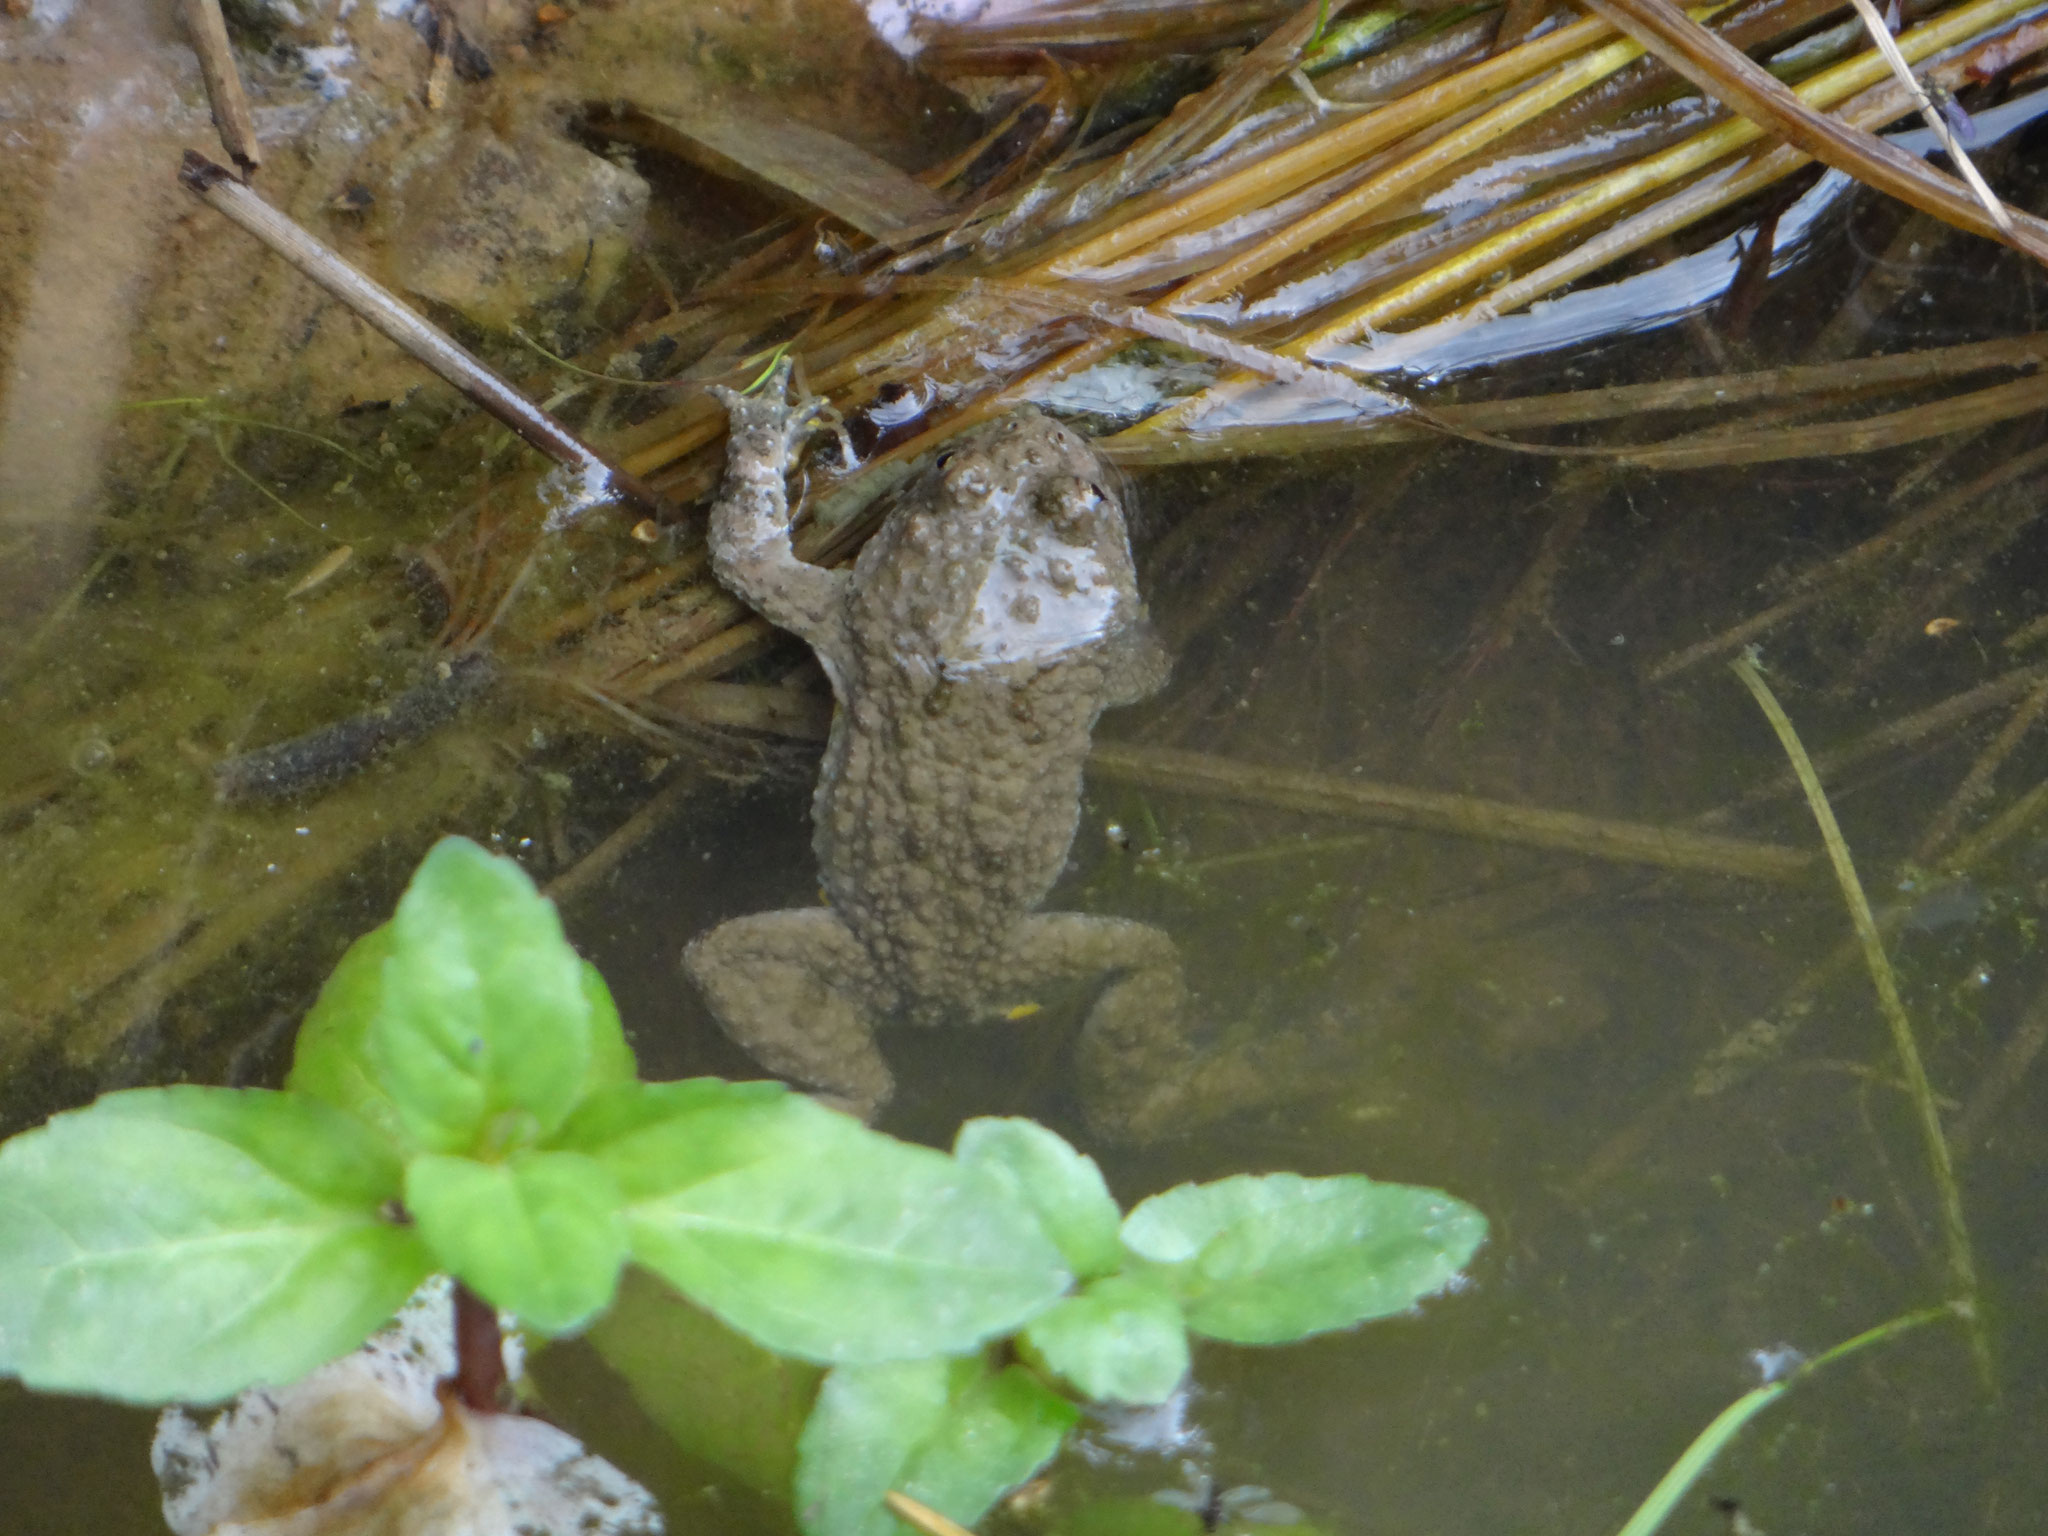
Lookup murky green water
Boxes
[7,0,2048,1531]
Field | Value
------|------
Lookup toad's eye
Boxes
[933,450,956,471]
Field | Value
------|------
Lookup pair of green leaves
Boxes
[0,839,1068,1404]
[963,1119,1488,1400]
[606,1116,1488,1536]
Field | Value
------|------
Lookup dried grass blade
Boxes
[1303,0,2043,350]
[1046,13,1617,277]
[1842,0,2014,232]
[1575,0,2048,262]
[1611,370,2048,467]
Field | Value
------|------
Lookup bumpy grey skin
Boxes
[685,365,1203,1138]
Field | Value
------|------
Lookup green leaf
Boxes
[1121,1173,1486,1344]
[1065,1498,1206,1536]
[626,1129,1070,1364]
[795,1357,1077,1536]
[579,960,641,1090]
[900,1362,1077,1524]
[553,1078,862,1201]
[0,1087,429,1404]
[371,837,597,1156]
[404,1149,625,1333]
[287,922,409,1146]
[1022,1272,1188,1405]
[795,1357,951,1536]
[579,1267,821,1499]
[955,1118,1123,1280]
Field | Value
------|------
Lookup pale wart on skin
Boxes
[685,368,1271,1139]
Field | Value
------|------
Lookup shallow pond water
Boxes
[6,1,2048,1533]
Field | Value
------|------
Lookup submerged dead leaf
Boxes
[154,1282,662,1536]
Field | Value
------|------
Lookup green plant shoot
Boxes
[0,837,1488,1536]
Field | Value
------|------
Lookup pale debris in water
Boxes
[861,0,986,54]
[1023,359,1215,423]
[152,1277,662,1536]
[539,456,620,531]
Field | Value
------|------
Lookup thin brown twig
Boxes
[177,152,668,525]
[178,0,261,176]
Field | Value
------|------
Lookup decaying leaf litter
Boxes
[6,0,2048,1221]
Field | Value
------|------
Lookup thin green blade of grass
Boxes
[1728,653,1989,1386]
[1610,1305,1958,1536]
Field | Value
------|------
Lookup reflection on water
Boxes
[6,0,2048,1531]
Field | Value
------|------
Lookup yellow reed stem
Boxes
[1119,0,2039,441]
[1044,14,1619,279]
[1305,0,2039,348]
[1167,35,1649,304]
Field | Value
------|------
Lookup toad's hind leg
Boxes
[683,908,894,1121]
[1005,913,1199,1142]
[1011,913,1326,1143]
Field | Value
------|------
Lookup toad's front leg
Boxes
[708,361,851,666]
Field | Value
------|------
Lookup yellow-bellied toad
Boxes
[684,367,1214,1138]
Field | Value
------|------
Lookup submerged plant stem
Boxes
[1088,741,1813,881]
[1729,654,1988,1383]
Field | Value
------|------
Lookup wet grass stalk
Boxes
[1910,677,2048,863]
[1649,435,2048,683]
[1728,653,1989,1384]
[1579,758,2048,1197]
[1609,1304,1961,1536]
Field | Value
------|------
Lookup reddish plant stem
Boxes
[451,1282,507,1413]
